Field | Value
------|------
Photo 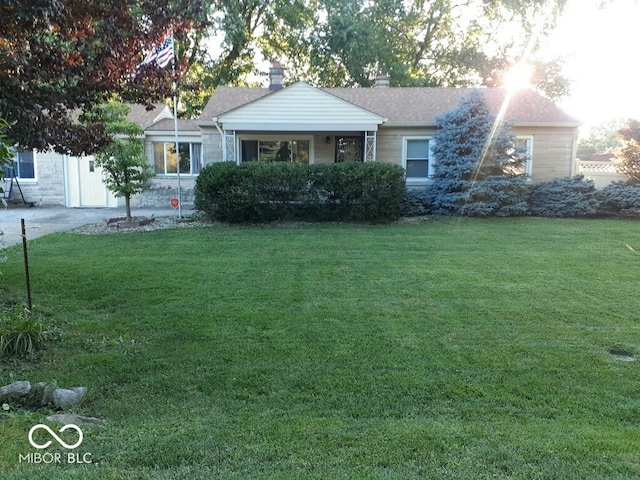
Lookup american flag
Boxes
[140,36,174,68]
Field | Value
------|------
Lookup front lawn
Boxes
[1,217,640,479]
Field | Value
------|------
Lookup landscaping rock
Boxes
[47,413,105,426]
[52,387,87,409]
[0,381,31,399]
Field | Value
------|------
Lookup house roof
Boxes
[200,87,270,119]
[200,84,580,127]
[146,118,201,132]
[127,103,173,129]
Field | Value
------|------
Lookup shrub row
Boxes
[401,176,640,218]
[195,162,406,222]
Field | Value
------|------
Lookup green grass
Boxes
[1,217,640,478]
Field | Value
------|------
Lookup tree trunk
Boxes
[125,195,132,222]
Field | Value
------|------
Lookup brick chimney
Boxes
[374,72,390,88]
[269,61,284,92]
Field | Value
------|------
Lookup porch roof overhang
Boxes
[214,120,382,132]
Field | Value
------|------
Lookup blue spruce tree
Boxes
[428,90,528,216]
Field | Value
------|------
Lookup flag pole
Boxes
[171,33,182,218]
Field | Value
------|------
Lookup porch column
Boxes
[223,130,236,163]
[365,131,376,162]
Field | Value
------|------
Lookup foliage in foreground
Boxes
[195,161,406,222]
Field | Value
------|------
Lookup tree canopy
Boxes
[614,119,640,186]
[193,0,570,110]
[2,0,572,153]
[0,0,206,155]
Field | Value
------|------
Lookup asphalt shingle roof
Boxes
[126,103,172,129]
[200,85,579,126]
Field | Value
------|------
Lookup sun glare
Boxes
[504,62,533,91]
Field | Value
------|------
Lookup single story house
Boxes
[5,64,581,208]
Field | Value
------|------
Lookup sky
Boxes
[549,0,640,133]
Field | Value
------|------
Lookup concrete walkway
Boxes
[0,205,183,248]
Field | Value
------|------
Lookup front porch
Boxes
[221,131,379,165]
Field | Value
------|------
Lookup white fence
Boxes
[575,160,628,188]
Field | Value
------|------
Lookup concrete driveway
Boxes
[0,205,180,248]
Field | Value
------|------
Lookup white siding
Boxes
[218,82,385,131]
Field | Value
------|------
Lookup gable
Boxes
[216,82,387,131]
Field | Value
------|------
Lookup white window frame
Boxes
[237,134,315,165]
[515,135,534,178]
[402,136,434,186]
[152,141,202,176]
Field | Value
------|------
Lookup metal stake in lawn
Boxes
[21,219,32,310]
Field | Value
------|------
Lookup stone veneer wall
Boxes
[12,152,66,206]
[130,188,195,209]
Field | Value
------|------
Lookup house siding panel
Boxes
[376,127,438,165]
[219,83,385,130]
[514,127,578,182]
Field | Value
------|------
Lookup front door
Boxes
[335,136,364,162]
[78,156,109,207]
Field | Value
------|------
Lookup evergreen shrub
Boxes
[195,162,405,222]
[428,90,528,216]
[599,181,640,215]
[401,189,433,216]
[527,175,600,217]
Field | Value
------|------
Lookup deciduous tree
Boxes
[266,0,570,100]
[87,102,155,222]
[0,0,206,155]
[615,119,640,186]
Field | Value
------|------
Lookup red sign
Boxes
[170,198,179,209]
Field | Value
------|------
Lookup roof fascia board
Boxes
[220,122,380,132]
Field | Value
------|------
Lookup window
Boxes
[403,137,434,184]
[512,136,533,177]
[153,142,202,175]
[13,149,36,180]
[240,139,310,164]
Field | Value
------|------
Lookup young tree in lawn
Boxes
[428,90,528,216]
[89,102,155,222]
[614,119,640,186]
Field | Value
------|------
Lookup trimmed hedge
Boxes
[195,162,406,223]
